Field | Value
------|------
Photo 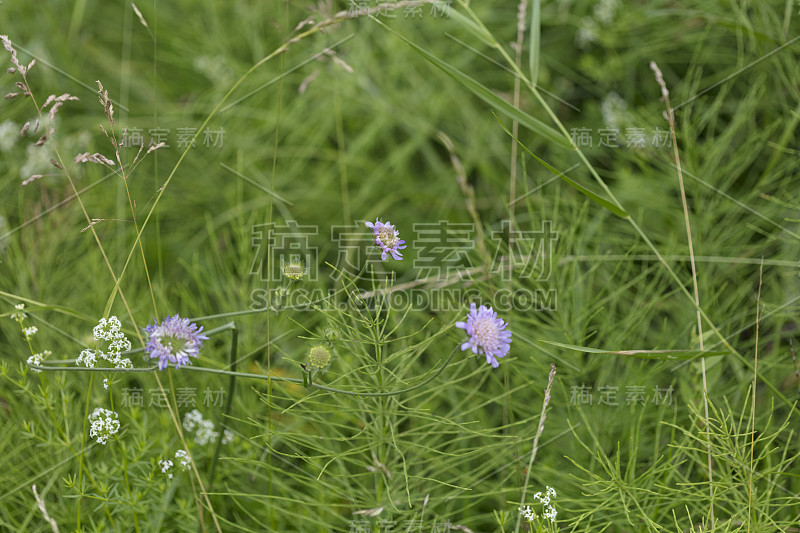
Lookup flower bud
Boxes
[323,326,341,343]
[306,345,332,370]
[281,259,306,281]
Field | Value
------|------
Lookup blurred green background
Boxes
[1,0,799,531]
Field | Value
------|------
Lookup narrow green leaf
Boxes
[373,16,570,148]
[537,339,727,360]
[443,2,495,48]
[529,0,541,83]
[495,114,629,217]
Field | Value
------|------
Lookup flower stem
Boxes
[206,325,238,489]
[515,364,556,533]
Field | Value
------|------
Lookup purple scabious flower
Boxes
[365,218,406,261]
[455,303,512,368]
[145,315,209,370]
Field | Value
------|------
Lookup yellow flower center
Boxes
[378,226,398,248]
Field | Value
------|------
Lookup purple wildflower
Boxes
[455,303,512,368]
[365,218,406,261]
[145,315,209,370]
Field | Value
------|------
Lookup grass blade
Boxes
[495,114,629,217]
[373,16,569,148]
[529,0,540,83]
[538,339,727,360]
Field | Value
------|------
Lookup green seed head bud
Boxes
[323,326,341,343]
[281,260,306,281]
[306,345,332,370]
[271,287,290,308]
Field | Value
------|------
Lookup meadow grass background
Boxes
[1,0,799,531]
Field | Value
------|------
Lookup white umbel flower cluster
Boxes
[26,350,52,373]
[159,449,191,479]
[593,0,619,24]
[601,92,629,130]
[182,409,233,446]
[77,316,132,369]
[12,304,53,372]
[520,486,558,525]
[11,303,27,320]
[159,459,174,478]
[0,120,18,152]
[88,407,120,445]
[576,0,620,49]
[174,449,191,467]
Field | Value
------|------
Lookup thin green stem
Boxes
[515,364,556,533]
[76,372,93,531]
[207,325,238,488]
[32,346,458,398]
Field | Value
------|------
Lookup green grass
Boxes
[1,0,799,531]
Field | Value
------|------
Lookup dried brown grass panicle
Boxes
[96,80,114,127]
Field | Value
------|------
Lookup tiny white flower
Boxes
[88,407,120,445]
[82,318,133,369]
[26,350,51,373]
[159,458,174,479]
[93,316,123,341]
[182,409,226,446]
[27,355,41,372]
[77,349,98,368]
[594,0,619,24]
[23,326,38,338]
[175,449,191,468]
[195,418,219,446]
[521,486,558,525]
[519,505,535,521]
[601,92,628,130]
[103,378,109,389]
[182,409,203,432]
[20,142,56,182]
[107,316,122,332]
[0,120,18,152]
[575,17,598,48]
[109,337,132,354]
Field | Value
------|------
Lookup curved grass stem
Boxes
[31,345,458,398]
